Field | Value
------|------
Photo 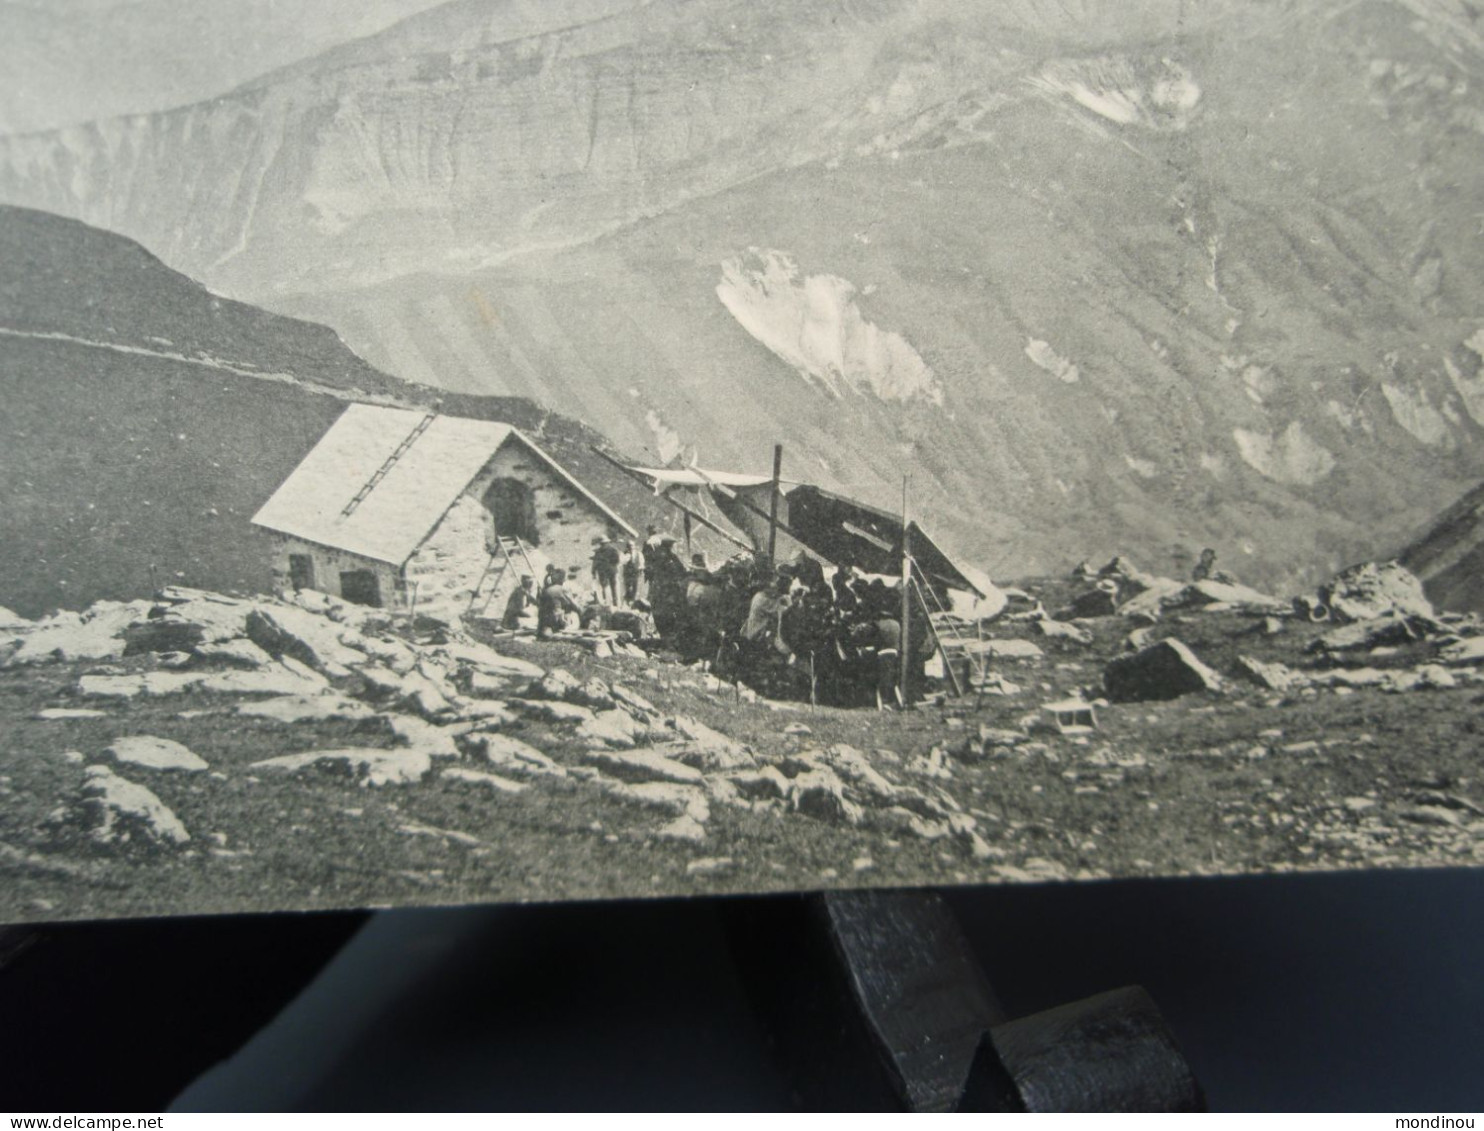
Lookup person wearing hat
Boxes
[591,536,622,605]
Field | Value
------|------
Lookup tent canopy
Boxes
[780,485,985,597]
[617,463,986,598]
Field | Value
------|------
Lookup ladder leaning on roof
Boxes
[340,409,438,518]
[469,535,539,618]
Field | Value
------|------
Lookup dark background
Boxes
[2,867,1482,1112]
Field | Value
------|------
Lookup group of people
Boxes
[495,523,938,707]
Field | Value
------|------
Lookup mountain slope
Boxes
[3,0,1484,590]
[0,207,672,618]
[1401,479,1484,613]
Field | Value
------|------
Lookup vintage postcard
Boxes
[1,0,1482,924]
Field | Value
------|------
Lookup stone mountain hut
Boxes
[251,403,635,620]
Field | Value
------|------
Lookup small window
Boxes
[340,569,382,608]
[288,554,315,591]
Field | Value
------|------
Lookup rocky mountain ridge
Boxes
[4,0,1484,591]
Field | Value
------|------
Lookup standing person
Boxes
[537,568,582,638]
[591,536,622,605]
[622,539,644,605]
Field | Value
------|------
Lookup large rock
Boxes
[1235,655,1308,693]
[441,766,528,794]
[1308,614,1421,653]
[441,641,543,679]
[251,746,434,787]
[1103,639,1223,702]
[580,748,704,785]
[508,698,597,725]
[67,765,190,848]
[245,604,365,675]
[5,600,149,666]
[525,668,615,710]
[1182,580,1288,613]
[665,715,754,771]
[195,638,273,669]
[788,767,865,826]
[105,736,208,773]
[1320,561,1435,623]
[1035,618,1092,644]
[237,694,375,723]
[0,606,30,630]
[576,709,641,749]
[1441,636,1484,665]
[806,744,898,802]
[468,733,567,778]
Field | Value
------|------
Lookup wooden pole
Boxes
[900,475,911,708]
[768,443,784,567]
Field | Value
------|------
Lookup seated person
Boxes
[501,575,539,631]
[537,568,583,637]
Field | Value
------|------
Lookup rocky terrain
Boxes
[4,0,1484,592]
[2,555,1481,925]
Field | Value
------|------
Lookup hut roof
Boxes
[252,403,634,565]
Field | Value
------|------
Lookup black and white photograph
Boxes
[3,0,1484,928]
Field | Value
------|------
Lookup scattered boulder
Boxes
[5,601,148,666]
[441,641,544,679]
[195,639,273,669]
[1179,580,1288,613]
[728,765,793,802]
[576,709,641,749]
[1308,614,1421,653]
[526,668,581,702]
[105,736,208,773]
[1036,618,1092,645]
[468,733,567,777]
[508,698,597,725]
[1060,585,1119,620]
[237,695,374,723]
[665,715,754,771]
[64,765,190,848]
[1104,639,1222,702]
[789,768,865,826]
[604,780,710,822]
[1320,561,1435,623]
[441,766,528,794]
[1236,656,1308,693]
[245,605,365,675]
[1441,637,1484,665]
[988,639,1045,660]
[655,815,708,843]
[251,746,434,787]
[580,748,704,785]
[197,667,328,697]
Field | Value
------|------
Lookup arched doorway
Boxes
[483,477,539,546]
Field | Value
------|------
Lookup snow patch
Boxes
[1032,56,1201,131]
[644,409,685,464]
[1024,338,1080,384]
[716,250,943,405]
[1381,382,1451,446]
[1444,354,1484,425]
[1233,422,1336,485]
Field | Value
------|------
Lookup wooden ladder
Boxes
[911,571,987,703]
[341,410,437,518]
[469,535,538,617]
